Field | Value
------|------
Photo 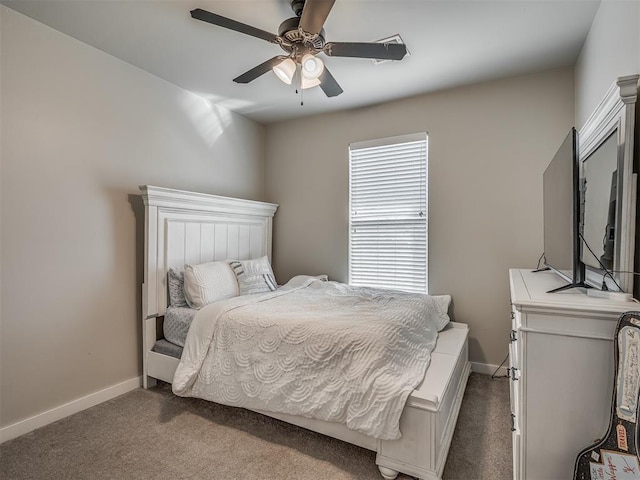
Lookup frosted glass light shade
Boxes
[301,76,321,89]
[272,58,296,84]
[301,54,324,80]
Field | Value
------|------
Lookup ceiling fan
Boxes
[190,0,408,98]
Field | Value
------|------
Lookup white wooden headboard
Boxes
[138,185,277,387]
[139,185,278,320]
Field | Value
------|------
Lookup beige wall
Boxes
[575,0,640,128]
[4,0,614,430]
[265,68,575,368]
[574,0,640,298]
[0,6,265,427]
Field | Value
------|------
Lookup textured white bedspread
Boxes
[172,276,451,440]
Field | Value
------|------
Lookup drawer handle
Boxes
[509,330,517,343]
[510,311,515,320]
[511,413,516,432]
[508,367,519,381]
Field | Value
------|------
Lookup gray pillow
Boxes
[229,256,277,295]
[167,267,188,307]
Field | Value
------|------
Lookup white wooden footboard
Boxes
[144,319,469,480]
[376,322,470,479]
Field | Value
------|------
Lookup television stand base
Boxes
[547,281,591,294]
[532,267,551,273]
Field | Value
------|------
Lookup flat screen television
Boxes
[541,128,586,292]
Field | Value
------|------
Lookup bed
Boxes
[139,185,470,480]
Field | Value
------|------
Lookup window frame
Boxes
[348,132,428,294]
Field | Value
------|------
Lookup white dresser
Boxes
[509,268,639,480]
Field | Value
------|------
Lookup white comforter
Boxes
[172,276,451,440]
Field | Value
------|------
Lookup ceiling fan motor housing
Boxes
[278,17,326,54]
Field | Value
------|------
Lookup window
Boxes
[349,133,428,294]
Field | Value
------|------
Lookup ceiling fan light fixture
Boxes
[301,54,324,80]
[301,76,321,90]
[272,58,296,84]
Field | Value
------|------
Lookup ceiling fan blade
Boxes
[324,42,407,61]
[299,0,336,36]
[233,56,287,84]
[190,8,279,43]
[318,68,343,97]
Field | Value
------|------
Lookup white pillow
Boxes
[183,261,239,309]
[431,295,452,331]
[229,256,277,295]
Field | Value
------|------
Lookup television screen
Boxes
[542,128,584,291]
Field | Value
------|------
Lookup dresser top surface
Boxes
[509,268,639,313]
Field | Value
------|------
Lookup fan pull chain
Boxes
[295,70,303,106]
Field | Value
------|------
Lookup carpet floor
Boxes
[0,372,511,480]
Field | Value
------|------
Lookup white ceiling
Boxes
[2,0,601,124]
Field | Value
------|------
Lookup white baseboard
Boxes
[0,363,507,443]
[471,361,509,377]
[0,376,141,444]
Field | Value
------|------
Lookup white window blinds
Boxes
[349,132,428,294]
